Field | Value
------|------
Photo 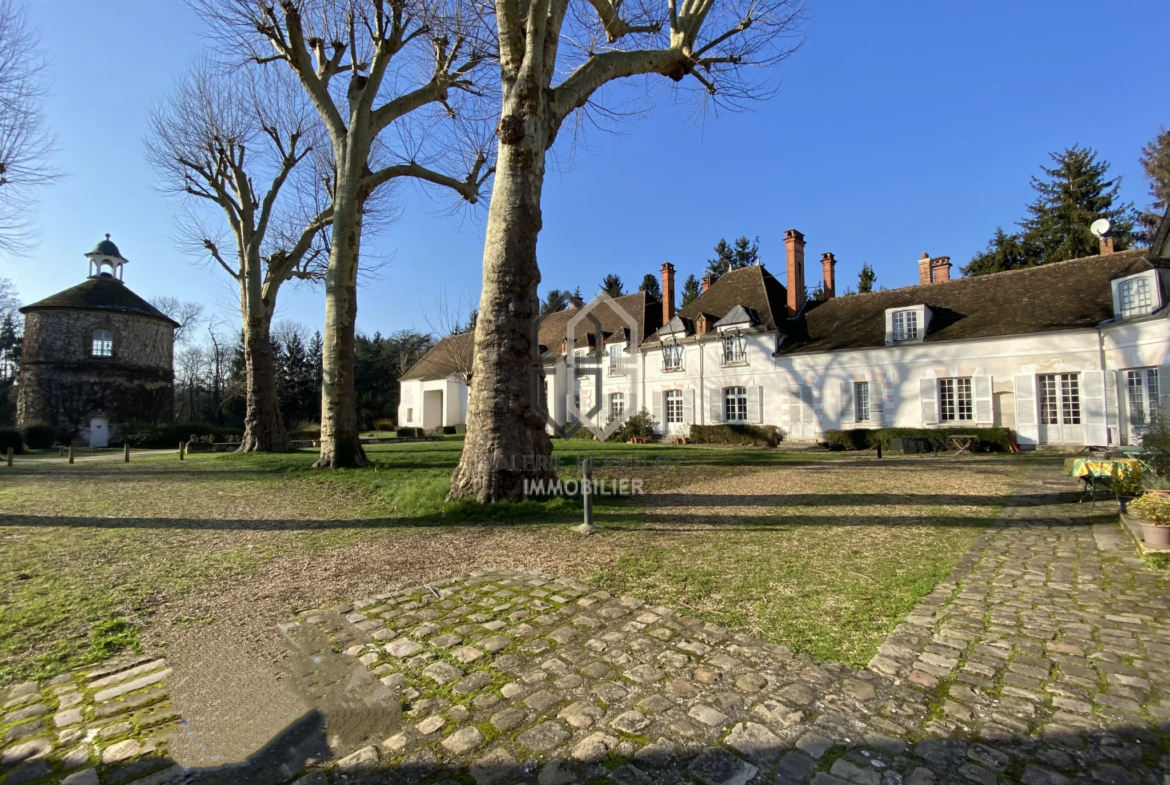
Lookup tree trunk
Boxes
[315,180,367,469]
[448,93,554,501]
[238,311,290,452]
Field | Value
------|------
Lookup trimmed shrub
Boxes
[290,423,321,440]
[689,423,784,447]
[0,427,24,454]
[822,427,1014,453]
[1139,414,1170,479]
[454,424,466,435]
[442,425,457,434]
[825,429,871,451]
[396,427,424,438]
[21,423,56,450]
[607,408,655,443]
[375,418,395,431]
[123,423,243,449]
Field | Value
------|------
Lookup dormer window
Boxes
[1119,276,1154,318]
[92,329,113,358]
[663,344,683,372]
[885,305,930,345]
[892,310,918,342]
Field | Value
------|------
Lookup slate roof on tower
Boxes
[21,276,180,327]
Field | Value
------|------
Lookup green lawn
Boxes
[0,439,1030,684]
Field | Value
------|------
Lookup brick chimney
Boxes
[785,229,806,316]
[701,275,712,293]
[1100,235,1115,255]
[917,253,932,285]
[660,262,675,324]
[930,256,952,283]
[820,252,836,299]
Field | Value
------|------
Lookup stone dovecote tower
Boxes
[17,236,178,446]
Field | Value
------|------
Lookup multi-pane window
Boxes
[663,344,683,371]
[892,310,919,342]
[938,377,973,422]
[609,392,625,421]
[665,390,683,423]
[1126,369,1159,426]
[608,344,624,373]
[722,335,746,365]
[92,329,113,357]
[854,381,870,422]
[1038,373,1081,425]
[724,386,747,422]
[1119,278,1154,318]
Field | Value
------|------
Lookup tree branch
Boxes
[203,238,240,280]
[583,0,661,43]
[362,155,490,203]
[550,48,686,126]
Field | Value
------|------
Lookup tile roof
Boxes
[646,265,787,343]
[780,249,1154,355]
[20,275,179,326]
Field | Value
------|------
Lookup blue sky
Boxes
[4,0,1166,337]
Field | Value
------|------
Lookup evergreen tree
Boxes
[706,236,759,282]
[600,274,624,297]
[638,273,661,301]
[309,331,324,403]
[680,274,701,307]
[539,289,568,317]
[966,146,1137,276]
[1139,126,1170,239]
[857,263,876,293]
[0,312,20,426]
[809,282,827,302]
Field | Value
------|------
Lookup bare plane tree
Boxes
[0,0,57,254]
[146,62,331,452]
[194,0,495,468]
[448,0,806,501]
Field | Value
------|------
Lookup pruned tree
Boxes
[147,61,331,453]
[195,0,495,468]
[449,0,807,501]
[150,296,205,346]
[0,0,57,254]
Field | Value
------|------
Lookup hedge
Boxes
[689,423,784,447]
[396,427,424,438]
[21,423,56,450]
[0,427,24,454]
[823,427,1015,453]
[123,423,243,449]
[442,425,457,434]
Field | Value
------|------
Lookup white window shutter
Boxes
[651,389,663,429]
[973,375,994,424]
[1013,374,1039,445]
[709,386,722,424]
[920,378,938,425]
[839,381,854,425]
[1158,365,1170,415]
[1082,370,1108,446]
[1103,370,1118,445]
[747,386,762,423]
[757,386,765,424]
[870,379,885,426]
[683,388,695,424]
[787,385,803,437]
[628,391,638,419]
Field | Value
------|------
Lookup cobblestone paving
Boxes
[4,461,1170,785]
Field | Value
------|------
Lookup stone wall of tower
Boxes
[17,309,175,442]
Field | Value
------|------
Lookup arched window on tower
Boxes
[92,329,113,358]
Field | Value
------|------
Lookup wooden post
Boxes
[6,447,11,466]
[124,443,130,463]
[179,442,185,461]
[68,445,74,464]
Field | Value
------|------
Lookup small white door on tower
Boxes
[90,417,108,448]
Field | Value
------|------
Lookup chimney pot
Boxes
[784,229,806,316]
[701,275,711,293]
[820,252,836,300]
[660,262,675,326]
[930,255,952,283]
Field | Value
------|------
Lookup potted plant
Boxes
[1127,493,1170,547]
[1141,471,1170,498]
[1113,464,1143,512]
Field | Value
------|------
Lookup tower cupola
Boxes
[85,234,128,281]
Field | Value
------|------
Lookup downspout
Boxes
[699,334,705,425]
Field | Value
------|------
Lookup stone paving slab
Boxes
[5,460,1170,785]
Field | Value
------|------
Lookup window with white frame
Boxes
[1038,373,1081,425]
[724,386,747,422]
[892,311,919,342]
[1125,369,1158,427]
[608,344,624,372]
[722,335,746,365]
[92,328,114,357]
[854,381,870,423]
[938,377,973,422]
[663,344,683,371]
[609,392,625,421]
[1119,277,1154,318]
[665,390,684,423]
